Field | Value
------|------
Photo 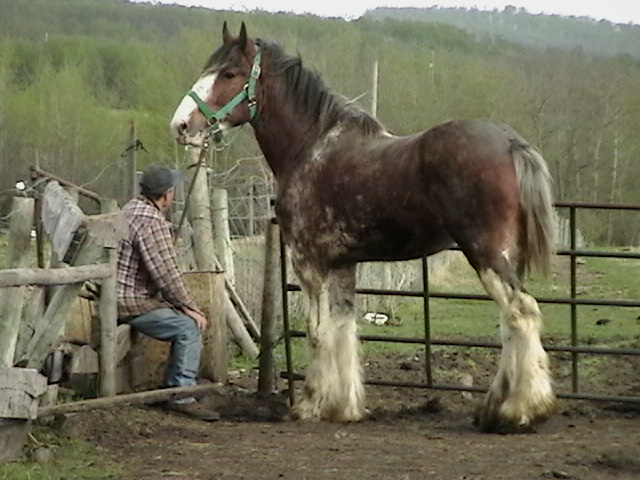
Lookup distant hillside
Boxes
[1,0,639,238]
[366,7,640,60]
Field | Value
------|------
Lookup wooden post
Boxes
[183,148,259,359]
[0,368,47,464]
[258,221,280,395]
[124,120,137,202]
[185,149,216,271]
[247,182,255,236]
[15,288,45,363]
[185,272,227,383]
[225,295,259,358]
[99,247,118,397]
[212,188,235,285]
[0,197,35,368]
[98,199,123,397]
[371,59,378,117]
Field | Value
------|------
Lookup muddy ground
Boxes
[50,345,640,480]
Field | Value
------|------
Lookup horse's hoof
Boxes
[474,410,537,434]
[290,402,366,423]
[474,398,557,434]
[290,403,320,422]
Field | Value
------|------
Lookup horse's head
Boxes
[170,22,261,147]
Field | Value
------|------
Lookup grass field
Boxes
[359,250,640,339]
[281,249,640,367]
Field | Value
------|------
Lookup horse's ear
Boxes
[238,22,248,51]
[222,21,231,44]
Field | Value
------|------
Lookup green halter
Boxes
[187,46,262,145]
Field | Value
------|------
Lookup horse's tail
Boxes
[512,143,556,275]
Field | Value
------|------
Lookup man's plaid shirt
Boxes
[116,196,199,319]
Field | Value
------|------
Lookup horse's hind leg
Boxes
[292,264,364,422]
[474,266,556,433]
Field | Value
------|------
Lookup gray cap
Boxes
[139,165,182,197]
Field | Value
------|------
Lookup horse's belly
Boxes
[346,228,453,264]
[276,182,452,266]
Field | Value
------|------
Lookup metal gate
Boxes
[280,202,640,405]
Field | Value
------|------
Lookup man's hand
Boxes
[183,307,208,332]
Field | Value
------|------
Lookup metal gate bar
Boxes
[281,202,640,405]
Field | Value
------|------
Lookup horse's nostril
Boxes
[177,121,187,134]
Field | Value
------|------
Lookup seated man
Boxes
[116,164,219,421]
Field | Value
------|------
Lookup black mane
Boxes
[257,39,385,136]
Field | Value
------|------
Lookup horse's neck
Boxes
[252,98,323,179]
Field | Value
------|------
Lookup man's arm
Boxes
[137,218,203,316]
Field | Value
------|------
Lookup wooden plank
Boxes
[30,166,102,202]
[17,203,126,370]
[224,294,259,358]
[14,288,46,363]
[124,334,170,391]
[19,231,104,369]
[226,273,261,340]
[37,383,223,417]
[115,324,132,365]
[41,181,85,262]
[82,210,128,249]
[0,197,35,368]
[68,345,99,375]
[0,263,111,287]
[0,368,48,419]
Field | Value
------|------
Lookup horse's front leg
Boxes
[292,264,364,422]
[475,269,556,433]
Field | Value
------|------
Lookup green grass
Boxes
[382,250,640,342]
[0,428,122,480]
[275,248,640,370]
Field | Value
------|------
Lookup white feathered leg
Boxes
[327,266,364,421]
[292,264,364,422]
[476,269,556,432]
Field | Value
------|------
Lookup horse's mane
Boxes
[257,39,385,136]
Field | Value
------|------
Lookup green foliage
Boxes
[0,0,638,243]
[355,17,492,54]
[367,6,640,59]
[0,427,122,480]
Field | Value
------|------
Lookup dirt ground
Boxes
[50,346,640,480]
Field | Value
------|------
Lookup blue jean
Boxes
[124,308,202,394]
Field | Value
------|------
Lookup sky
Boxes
[140,1,640,25]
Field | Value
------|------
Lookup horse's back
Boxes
[416,118,523,213]
[419,119,527,166]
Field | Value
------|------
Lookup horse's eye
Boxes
[223,71,236,80]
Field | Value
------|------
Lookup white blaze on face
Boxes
[170,72,218,141]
